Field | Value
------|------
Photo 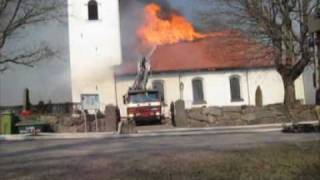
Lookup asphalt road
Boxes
[0,132,319,180]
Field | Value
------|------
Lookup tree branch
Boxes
[0,0,63,71]
[0,46,55,72]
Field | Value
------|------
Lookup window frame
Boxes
[192,77,206,105]
[88,0,99,20]
[152,80,166,104]
[229,75,243,102]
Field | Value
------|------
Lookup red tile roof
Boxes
[116,32,275,76]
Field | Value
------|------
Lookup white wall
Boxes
[301,64,316,104]
[68,0,122,108]
[115,68,308,117]
[180,68,286,107]
[0,2,72,106]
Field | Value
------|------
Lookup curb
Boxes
[0,121,318,141]
[139,121,318,133]
[0,128,282,141]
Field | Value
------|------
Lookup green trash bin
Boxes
[0,111,19,134]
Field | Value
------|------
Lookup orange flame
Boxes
[137,3,209,46]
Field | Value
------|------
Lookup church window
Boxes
[230,75,242,102]
[192,78,205,104]
[88,0,98,20]
[152,80,165,103]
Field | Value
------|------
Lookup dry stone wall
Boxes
[185,104,318,127]
[34,105,119,133]
[0,102,120,133]
[40,114,105,133]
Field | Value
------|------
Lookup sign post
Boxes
[81,94,100,132]
[95,109,99,132]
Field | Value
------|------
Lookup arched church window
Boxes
[88,0,98,20]
[255,86,263,107]
[230,75,242,102]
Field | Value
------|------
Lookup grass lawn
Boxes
[1,139,320,180]
[116,141,320,180]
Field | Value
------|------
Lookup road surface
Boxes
[0,132,319,180]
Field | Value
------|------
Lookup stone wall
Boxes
[15,105,119,133]
[1,103,120,133]
[39,114,105,133]
[185,104,318,127]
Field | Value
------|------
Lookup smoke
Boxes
[146,0,182,20]
[119,0,144,62]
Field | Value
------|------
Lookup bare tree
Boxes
[0,0,63,72]
[205,0,320,107]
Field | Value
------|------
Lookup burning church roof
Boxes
[116,31,275,76]
[116,3,275,76]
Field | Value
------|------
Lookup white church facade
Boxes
[0,0,317,116]
[0,0,121,108]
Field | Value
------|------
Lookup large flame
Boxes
[137,3,210,46]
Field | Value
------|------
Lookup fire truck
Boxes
[123,57,163,123]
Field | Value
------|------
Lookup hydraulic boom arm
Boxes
[131,57,150,91]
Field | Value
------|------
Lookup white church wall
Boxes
[247,68,284,105]
[295,73,307,103]
[179,71,244,108]
[301,64,316,104]
[115,67,310,117]
[0,1,72,106]
[180,70,251,108]
[182,68,306,107]
[68,0,122,108]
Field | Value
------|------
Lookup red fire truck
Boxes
[125,89,162,122]
[123,57,163,123]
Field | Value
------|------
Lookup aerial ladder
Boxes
[123,48,163,123]
[131,57,150,91]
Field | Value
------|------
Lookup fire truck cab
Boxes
[123,89,162,123]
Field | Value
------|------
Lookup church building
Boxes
[0,0,316,116]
